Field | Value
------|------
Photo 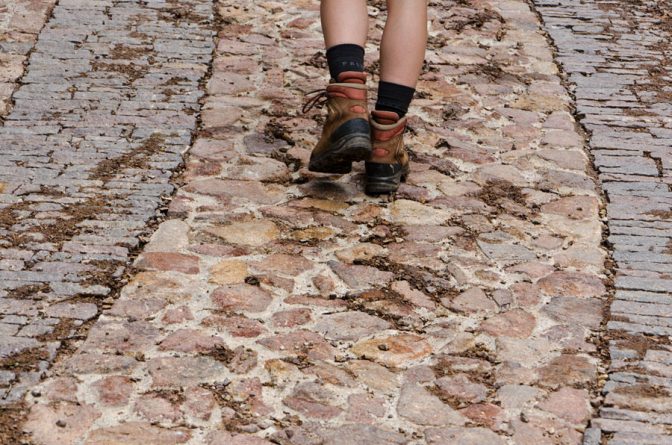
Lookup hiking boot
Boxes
[365,110,410,195]
[304,71,372,174]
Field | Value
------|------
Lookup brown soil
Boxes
[90,133,166,181]
[474,179,532,216]
[109,44,151,60]
[613,383,670,398]
[0,347,49,372]
[91,61,149,84]
[6,283,51,300]
[0,402,34,445]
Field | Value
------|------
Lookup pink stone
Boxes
[537,355,596,388]
[85,422,191,444]
[228,378,271,416]
[202,314,267,338]
[24,402,101,445]
[351,334,432,368]
[148,357,227,388]
[425,427,506,445]
[42,377,79,403]
[329,261,394,290]
[83,320,160,354]
[543,296,603,329]
[459,403,504,428]
[537,271,606,298]
[345,360,399,392]
[271,308,312,328]
[93,375,133,406]
[182,387,217,421]
[391,280,436,309]
[541,196,599,220]
[397,383,466,426]
[227,346,258,374]
[511,282,542,306]
[479,309,536,338]
[435,374,488,404]
[162,306,194,324]
[447,287,497,314]
[159,329,226,353]
[253,253,313,276]
[506,262,555,279]
[283,382,342,419]
[538,387,591,424]
[109,298,165,319]
[135,252,200,274]
[207,431,273,445]
[134,394,182,423]
[257,330,336,360]
[345,393,386,423]
[314,311,392,341]
[185,179,283,205]
[211,284,273,313]
[303,362,356,386]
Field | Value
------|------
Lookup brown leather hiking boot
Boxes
[304,71,372,174]
[365,110,410,195]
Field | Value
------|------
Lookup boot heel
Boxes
[365,162,407,195]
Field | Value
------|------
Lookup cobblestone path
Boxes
[16,0,612,444]
[534,1,672,443]
[0,0,56,117]
[0,0,214,438]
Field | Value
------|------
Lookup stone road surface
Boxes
[535,1,672,444]
[0,0,56,117]
[13,0,616,443]
[0,0,215,437]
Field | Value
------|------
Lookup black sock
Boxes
[375,81,416,118]
[326,44,365,80]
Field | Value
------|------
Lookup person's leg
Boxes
[366,0,427,195]
[321,0,369,80]
[307,0,371,174]
[376,0,428,117]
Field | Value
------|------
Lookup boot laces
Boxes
[302,89,329,114]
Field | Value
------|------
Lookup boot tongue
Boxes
[372,110,401,125]
[336,71,366,84]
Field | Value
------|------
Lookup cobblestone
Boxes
[19,0,609,443]
[533,0,672,443]
[0,0,215,439]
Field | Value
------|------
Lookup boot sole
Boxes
[365,162,410,195]
[309,119,372,174]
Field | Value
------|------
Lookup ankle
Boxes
[375,81,415,118]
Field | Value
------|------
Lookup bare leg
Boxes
[320,0,369,49]
[380,0,428,88]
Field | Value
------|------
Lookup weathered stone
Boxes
[209,259,249,285]
[352,334,432,367]
[538,387,591,424]
[258,330,336,360]
[85,422,191,445]
[479,309,536,338]
[206,220,279,247]
[210,284,273,313]
[397,383,466,426]
[537,271,606,298]
[93,376,133,406]
[315,311,392,341]
[148,357,227,388]
[283,382,342,419]
[25,403,101,445]
[425,427,506,445]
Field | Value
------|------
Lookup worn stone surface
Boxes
[0,0,214,415]
[534,0,672,442]
[15,0,611,443]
